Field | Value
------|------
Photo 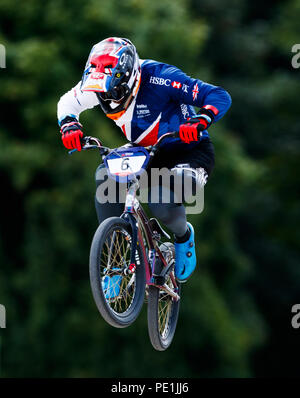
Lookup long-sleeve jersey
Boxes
[57,59,231,150]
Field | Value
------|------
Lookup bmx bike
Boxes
[69,132,182,351]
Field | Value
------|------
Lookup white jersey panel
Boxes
[57,81,99,122]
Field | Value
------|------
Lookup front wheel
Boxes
[89,217,146,328]
[147,242,181,351]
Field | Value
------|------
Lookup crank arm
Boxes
[160,283,180,302]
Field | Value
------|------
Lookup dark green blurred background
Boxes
[0,0,300,378]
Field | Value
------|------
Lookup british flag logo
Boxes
[192,83,199,101]
[172,81,182,89]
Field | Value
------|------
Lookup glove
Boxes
[179,105,219,144]
[60,117,83,151]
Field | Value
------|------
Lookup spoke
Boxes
[158,283,173,336]
[159,300,170,336]
[99,227,137,314]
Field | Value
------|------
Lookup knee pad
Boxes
[171,164,208,199]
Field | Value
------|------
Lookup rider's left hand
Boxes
[179,118,206,144]
[179,105,219,144]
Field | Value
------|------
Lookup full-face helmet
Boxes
[81,37,141,115]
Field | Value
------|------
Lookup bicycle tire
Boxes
[147,242,181,351]
[89,217,146,328]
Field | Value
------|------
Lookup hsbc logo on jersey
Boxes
[149,76,171,86]
[172,81,182,89]
[150,76,189,92]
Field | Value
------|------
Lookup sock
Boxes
[174,226,191,243]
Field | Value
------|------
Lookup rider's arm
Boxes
[57,81,99,151]
[163,65,232,123]
[161,64,231,143]
[57,81,99,125]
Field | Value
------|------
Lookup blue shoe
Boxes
[174,223,196,283]
[102,268,123,300]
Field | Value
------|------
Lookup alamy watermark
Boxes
[95,166,206,215]
[291,304,300,328]
[0,44,6,69]
[291,44,300,69]
[0,304,6,328]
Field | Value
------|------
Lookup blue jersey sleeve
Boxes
[161,64,232,122]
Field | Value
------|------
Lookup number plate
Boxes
[104,147,150,182]
[107,155,147,176]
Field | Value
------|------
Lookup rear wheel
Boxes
[147,242,181,351]
[89,217,146,328]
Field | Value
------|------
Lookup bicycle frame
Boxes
[69,132,181,301]
[121,176,180,302]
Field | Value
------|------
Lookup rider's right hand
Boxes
[60,117,84,151]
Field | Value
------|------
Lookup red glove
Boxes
[179,105,219,144]
[60,120,83,151]
[179,120,203,144]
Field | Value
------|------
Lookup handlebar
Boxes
[68,131,179,157]
[68,136,106,155]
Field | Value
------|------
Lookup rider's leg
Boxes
[147,138,215,282]
[148,166,208,236]
[148,166,208,282]
[148,197,188,238]
[95,163,125,224]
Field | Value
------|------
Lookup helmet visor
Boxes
[81,38,130,92]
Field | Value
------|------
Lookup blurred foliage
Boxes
[0,0,299,378]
